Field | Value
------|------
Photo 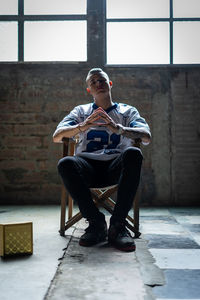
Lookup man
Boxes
[53,68,151,252]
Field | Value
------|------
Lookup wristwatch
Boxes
[116,124,124,135]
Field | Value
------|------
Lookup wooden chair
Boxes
[59,137,141,238]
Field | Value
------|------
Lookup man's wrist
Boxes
[116,124,124,135]
[78,123,84,132]
[78,123,88,133]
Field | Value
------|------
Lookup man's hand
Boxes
[79,107,119,133]
[78,107,151,144]
[53,107,119,142]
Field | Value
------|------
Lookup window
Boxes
[106,0,200,65]
[0,0,87,62]
[0,22,18,61]
[107,22,169,64]
[173,0,200,18]
[0,0,200,64]
[24,21,87,62]
[173,22,200,64]
[24,0,86,15]
[107,0,169,18]
[0,0,18,15]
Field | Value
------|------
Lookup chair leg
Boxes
[64,212,82,230]
[68,195,73,219]
[59,139,83,235]
[60,186,82,235]
[60,185,67,236]
[133,188,141,238]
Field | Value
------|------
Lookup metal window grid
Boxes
[0,0,200,65]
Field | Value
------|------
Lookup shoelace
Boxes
[114,222,132,238]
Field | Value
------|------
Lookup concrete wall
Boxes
[0,64,200,205]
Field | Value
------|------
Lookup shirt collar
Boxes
[92,102,118,113]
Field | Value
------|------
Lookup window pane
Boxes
[107,0,169,18]
[24,21,87,61]
[0,22,18,61]
[0,0,18,15]
[174,22,200,64]
[107,22,169,64]
[174,0,200,18]
[24,0,86,15]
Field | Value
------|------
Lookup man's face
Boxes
[87,73,111,96]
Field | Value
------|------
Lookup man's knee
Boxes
[57,156,78,175]
[122,147,143,165]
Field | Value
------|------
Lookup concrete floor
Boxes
[0,206,200,300]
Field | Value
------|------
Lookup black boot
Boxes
[108,220,136,252]
[79,218,107,247]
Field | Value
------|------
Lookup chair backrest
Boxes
[62,137,76,157]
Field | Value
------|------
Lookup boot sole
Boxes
[108,240,136,252]
[79,235,107,247]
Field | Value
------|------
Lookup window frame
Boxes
[0,0,200,65]
[105,0,200,66]
[0,0,87,62]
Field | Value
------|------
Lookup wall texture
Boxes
[0,64,200,205]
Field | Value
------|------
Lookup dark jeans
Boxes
[57,147,143,222]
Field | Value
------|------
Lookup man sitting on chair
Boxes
[53,68,151,252]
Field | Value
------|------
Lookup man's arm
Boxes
[53,106,151,144]
[53,125,81,143]
[53,107,105,143]
[89,107,151,144]
[116,124,151,144]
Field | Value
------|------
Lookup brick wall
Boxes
[0,64,199,205]
[171,71,200,205]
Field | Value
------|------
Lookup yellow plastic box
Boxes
[0,222,33,257]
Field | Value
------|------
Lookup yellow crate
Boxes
[0,222,33,257]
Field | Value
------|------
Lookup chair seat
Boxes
[59,138,141,238]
